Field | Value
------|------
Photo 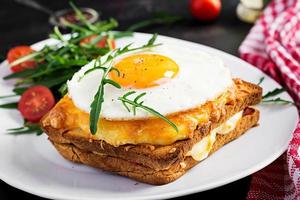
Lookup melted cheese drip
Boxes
[187,111,243,161]
[216,111,243,135]
[187,129,217,162]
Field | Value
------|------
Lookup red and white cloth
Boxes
[239,0,300,199]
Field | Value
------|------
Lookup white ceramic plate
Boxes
[0,33,298,200]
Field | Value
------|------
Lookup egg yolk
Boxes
[109,54,179,89]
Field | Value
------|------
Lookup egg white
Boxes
[67,35,233,120]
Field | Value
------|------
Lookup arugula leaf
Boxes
[262,97,294,105]
[69,1,94,30]
[7,123,43,135]
[261,85,294,105]
[7,127,25,131]
[118,91,178,132]
[112,31,133,39]
[103,79,121,88]
[52,26,66,42]
[146,33,157,46]
[34,70,76,88]
[0,94,18,99]
[62,20,89,33]
[25,60,88,79]
[257,77,265,86]
[9,52,40,67]
[90,85,105,134]
[13,87,28,95]
[0,102,18,109]
[4,68,37,80]
[93,18,119,32]
[263,88,285,99]
[89,61,120,134]
[58,83,68,96]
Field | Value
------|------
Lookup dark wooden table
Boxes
[0,0,253,199]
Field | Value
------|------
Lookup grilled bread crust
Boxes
[51,107,259,185]
[42,79,262,171]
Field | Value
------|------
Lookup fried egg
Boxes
[67,36,233,120]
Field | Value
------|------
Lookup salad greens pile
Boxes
[0,2,181,135]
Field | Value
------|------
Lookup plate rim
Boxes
[0,137,291,200]
[0,32,298,200]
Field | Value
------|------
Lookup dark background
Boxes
[0,0,253,199]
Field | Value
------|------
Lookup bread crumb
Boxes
[100,140,105,150]
[169,148,176,153]
[241,89,250,93]
[180,162,186,168]
[50,118,60,128]
[145,145,155,151]
[235,79,243,84]
[124,146,133,151]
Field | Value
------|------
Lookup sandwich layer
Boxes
[41,79,261,147]
[42,79,262,170]
[42,87,232,147]
[50,107,259,185]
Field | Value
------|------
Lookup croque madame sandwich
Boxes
[41,35,262,185]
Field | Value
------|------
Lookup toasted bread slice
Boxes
[42,79,262,171]
[51,107,259,185]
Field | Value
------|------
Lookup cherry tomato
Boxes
[18,86,55,123]
[190,0,221,21]
[7,46,37,73]
[80,35,116,49]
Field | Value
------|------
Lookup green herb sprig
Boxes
[262,97,294,105]
[263,88,285,99]
[257,77,265,86]
[118,91,178,132]
[89,60,121,134]
[0,94,17,99]
[0,102,18,109]
[258,76,295,105]
[262,88,294,105]
[7,123,43,135]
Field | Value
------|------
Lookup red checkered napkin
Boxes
[239,0,300,199]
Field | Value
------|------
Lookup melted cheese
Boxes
[45,88,233,147]
[187,129,217,161]
[216,111,243,135]
[187,111,243,161]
